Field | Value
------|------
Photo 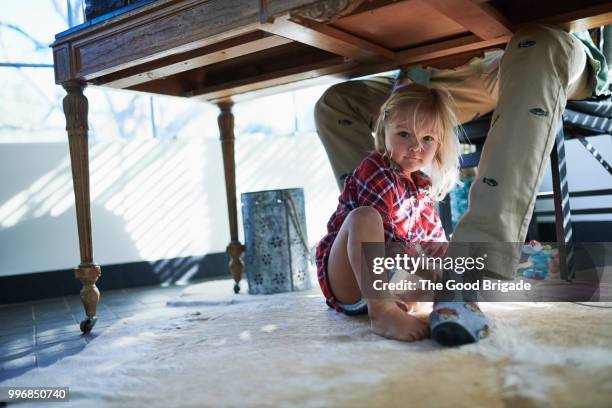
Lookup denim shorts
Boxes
[336,298,368,315]
[319,253,369,316]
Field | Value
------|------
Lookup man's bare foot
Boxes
[369,301,429,342]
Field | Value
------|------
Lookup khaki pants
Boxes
[314,24,594,279]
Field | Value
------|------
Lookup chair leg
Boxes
[526,211,540,242]
[438,193,453,239]
[550,126,575,281]
[577,137,612,175]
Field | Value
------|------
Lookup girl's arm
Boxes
[353,157,395,227]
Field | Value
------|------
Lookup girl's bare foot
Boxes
[394,301,422,313]
[369,301,429,341]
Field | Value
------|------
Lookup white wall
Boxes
[0,135,339,277]
[0,132,609,277]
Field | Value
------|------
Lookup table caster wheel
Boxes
[233,283,240,294]
[80,316,97,334]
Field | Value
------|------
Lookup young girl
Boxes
[315,84,489,344]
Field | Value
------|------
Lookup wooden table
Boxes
[51,0,612,333]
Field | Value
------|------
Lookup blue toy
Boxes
[518,240,555,280]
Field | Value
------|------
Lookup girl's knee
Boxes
[347,206,384,228]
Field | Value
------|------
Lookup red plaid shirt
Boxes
[315,151,446,312]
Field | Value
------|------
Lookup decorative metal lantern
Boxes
[241,188,312,295]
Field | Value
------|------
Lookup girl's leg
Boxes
[327,206,429,341]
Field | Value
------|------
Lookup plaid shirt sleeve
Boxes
[352,155,396,222]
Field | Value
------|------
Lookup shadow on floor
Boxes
[0,282,188,382]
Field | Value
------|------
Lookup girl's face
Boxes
[385,118,439,175]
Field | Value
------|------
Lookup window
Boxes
[0,0,219,142]
[0,1,335,143]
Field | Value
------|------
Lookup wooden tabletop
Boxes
[51,0,612,102]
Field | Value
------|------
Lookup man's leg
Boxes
[429,50,502,124]
[449,24,593,280]
[314,76,394,189]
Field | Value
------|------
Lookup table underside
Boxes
[52,0,612,103]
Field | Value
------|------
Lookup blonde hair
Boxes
[374,84,463,202]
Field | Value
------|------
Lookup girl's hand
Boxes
[371,75,415,124]
[391,74,414,94]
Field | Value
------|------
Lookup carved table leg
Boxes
[217,101,245,293]
[62,81,101,333]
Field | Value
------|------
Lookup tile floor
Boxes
[0,283,190,382]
